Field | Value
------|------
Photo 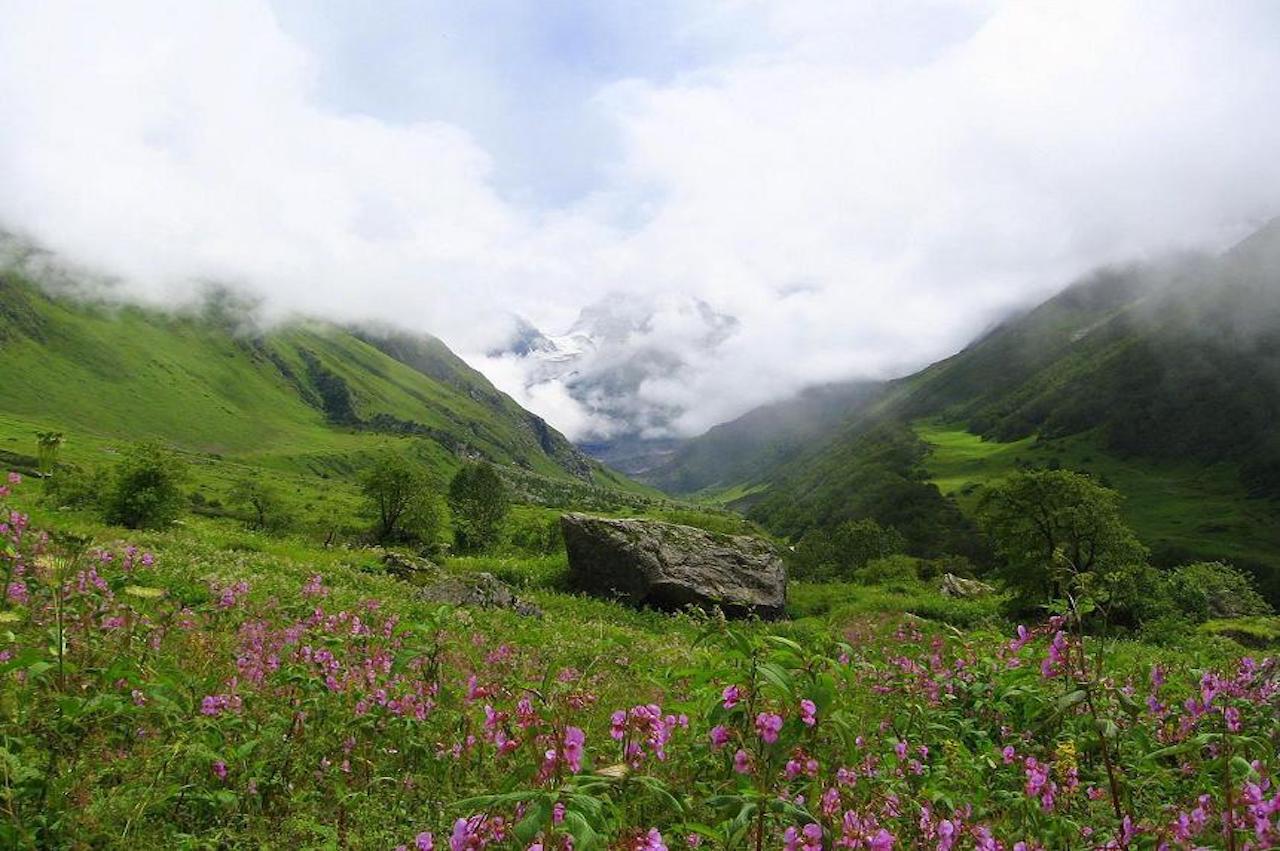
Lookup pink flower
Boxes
[212,760,227,781]
[563,726,585,773]
[416,832,435,851]
[755,712,783,744]
[722,685,741,709]
[709,725,731,748]
[733,749,752,774]
[869,828,894,850]
[6,472,20,485]
[635,829,667,851]
[799,699,817,727]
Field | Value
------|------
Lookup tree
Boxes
[788,518,906,581]
[102,442,189,529]
[447,462,509,552]
[36,431,64,473]
[360,453,439,544]
[831,518,906,572]
[977,469,1147,610]
[229,475,290,532]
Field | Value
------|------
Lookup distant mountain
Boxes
[658,219,1280,599]
[488,292,739,467]
[0,268,633,488]
[643,379,884,496]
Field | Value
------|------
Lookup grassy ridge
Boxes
[0,273,608,484]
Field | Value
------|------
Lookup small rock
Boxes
[940,573,995,598]
[418,572,542,618]
[381,551,439,581]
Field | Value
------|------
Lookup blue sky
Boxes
[269,0,745,205]
[2,1,1279,438]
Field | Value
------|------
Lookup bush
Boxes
[102,442,188,529]
[41,462,106,510]
[228,475,294,532]
[504,511,564,554]
[854,554,920,585]
[787,518,906,581]
[1160,561,1272,623]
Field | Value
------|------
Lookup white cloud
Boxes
[1,1,1278,439]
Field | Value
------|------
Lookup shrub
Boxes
[788,518,906,581]
[41,462,106,510]
[447,462,509,552]
[1160,561,1272,623]
[854,553,920,585]
[228,475,293,532]
[102,442,188,529]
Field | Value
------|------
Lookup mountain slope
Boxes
[663,220,1280,598]
[643,379,884,495]
[0,271,605,484]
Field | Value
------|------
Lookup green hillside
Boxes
[660,221,1280,600]
[0,271,626,488]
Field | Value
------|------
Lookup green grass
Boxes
[0,276,601,483]
[916,419,1280,572]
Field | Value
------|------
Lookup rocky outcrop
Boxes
[417,572,542,618]
[560,513,786,619]
[940,573,995,598]
[381,551,540,616]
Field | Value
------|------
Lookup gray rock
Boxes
[417,572,542,618]
[940,573,995,598]
[381,551,440,581]
[560,513,786,619]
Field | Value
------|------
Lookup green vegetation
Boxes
[976,469,1148,613]
[2,470,1275,848]
[101,440,190,529]
[358,452,441,545]
[448,462,511,552]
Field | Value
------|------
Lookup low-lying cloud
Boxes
[2,1,1279,440]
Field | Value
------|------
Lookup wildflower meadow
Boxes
[1,472,1278,849]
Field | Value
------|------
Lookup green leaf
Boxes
[757,662,795,698]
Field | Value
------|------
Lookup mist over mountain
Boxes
[5,3,1280,446]
[650,220,1280,599]
[480,293,740,460]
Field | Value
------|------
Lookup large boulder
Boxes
[560,513,786,619]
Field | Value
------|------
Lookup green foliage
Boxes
[853,553,919,585]
[40,461,106,510]
[228,475,293,532]
[359,453,441,544]
[1159,561,1272,624]
[751,423,987,563]
[102,441,189,529]
[977,469,1148,611]
[789,517,907,581]
[448,462,510,552]
[0,473,1274,848]
[35,430,63,473]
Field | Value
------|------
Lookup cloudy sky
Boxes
[2,1,1280,439]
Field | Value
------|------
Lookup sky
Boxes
[2,1,1279,440]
